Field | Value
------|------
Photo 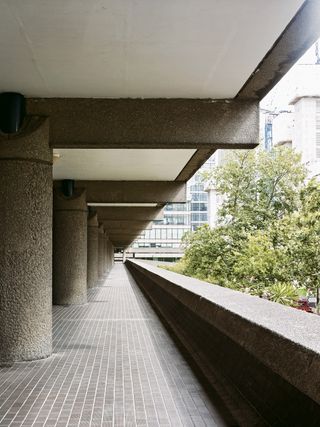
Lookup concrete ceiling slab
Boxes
[0,0,303,98]
[95,207,163,220]
[53,149,196,180]
[88,203,158,207]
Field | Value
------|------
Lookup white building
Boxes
[272,64,320,179]
[209,58,320,228]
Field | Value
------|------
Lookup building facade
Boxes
[129,155,215,260]
[270,64,320,179]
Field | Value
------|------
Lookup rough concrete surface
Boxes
[53,188,88,305]
[87,212,99,289]
[56,180,187,204]
[98,225,105,280]
[127,260,320,426]
[0,119,52,363]
[27,98,259,149]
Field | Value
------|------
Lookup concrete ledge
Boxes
[126,259,320,426]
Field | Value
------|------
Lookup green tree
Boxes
[202,148,306,231]
[167,147,317,308]
[231,180,320,305]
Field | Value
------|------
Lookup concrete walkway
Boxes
[0,264,232,427]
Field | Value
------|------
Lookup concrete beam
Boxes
[100,220,152,232]
[112,241,135,248]
[175,148,216,181]
[107,234,141,241]
[237,0,320,100]
[27,98,259,149]
[64,181,186,204]
[96,207,164,221]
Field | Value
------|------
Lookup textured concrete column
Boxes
[53,189,88,305]
[107,238,111,271]
[98,225,105,281]
[0,118,52,363]
[87,212,99,289]
[110,242,114,267]
[104,232,108,274]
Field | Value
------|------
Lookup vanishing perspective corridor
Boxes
[0,265,233,427]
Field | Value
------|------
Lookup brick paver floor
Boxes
[0,264,233,427]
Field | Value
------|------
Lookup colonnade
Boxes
[0,120,114,364]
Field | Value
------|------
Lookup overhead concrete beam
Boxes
[107,233,141,240]
[101,220,152,231]
[175,148,216,181]
[112,241,135,248]
[63,181,186,204]
[237,0,320,100]
[96,207,164,221]
[27,98,259,149]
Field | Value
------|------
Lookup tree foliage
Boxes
[170,147,320,308]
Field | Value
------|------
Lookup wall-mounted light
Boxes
[61,179,75,198]
[0,92,26,134]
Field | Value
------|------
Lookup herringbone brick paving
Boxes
[0,264,230,426]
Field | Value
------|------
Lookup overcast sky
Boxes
[261,38,320,112]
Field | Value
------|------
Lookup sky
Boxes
[261,37,320,112]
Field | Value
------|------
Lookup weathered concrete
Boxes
[0,118,52,363]
[237,0,320,100]
[87,212,99,289]
[54,180,186,204]
[98,225,105,280]
[96,207,164,221]
[100,223,151,247]
[100,220,152,231]
[106,232,142,239]
[175,148,216,181]
[107,240,114,270]
[103,232,109,274]
[27,98,259,149]
[127,259,320,427]
[53,188,88,305]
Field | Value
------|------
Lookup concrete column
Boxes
[104,232,108,274]
[107,240,113,272]
[111,242,114,267]
[0,118,52,363]
[98,225,105,281]
[53,189,88,305]
[87,212,99,289]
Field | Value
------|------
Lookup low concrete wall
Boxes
[126,259,320,427]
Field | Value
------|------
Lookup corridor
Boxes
[0,264,232,427]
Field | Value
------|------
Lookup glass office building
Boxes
[131,155,215,255]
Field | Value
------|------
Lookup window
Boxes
[165,215,189,225]
[165,203,188,211]
[190,183,204,192]
[192,193,207,202]
[191,202,207,212]
[191,213,208,222]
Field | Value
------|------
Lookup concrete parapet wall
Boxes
[126,259,320,426]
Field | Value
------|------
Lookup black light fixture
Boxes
[61,179,75,197]
[0,92,26,134]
